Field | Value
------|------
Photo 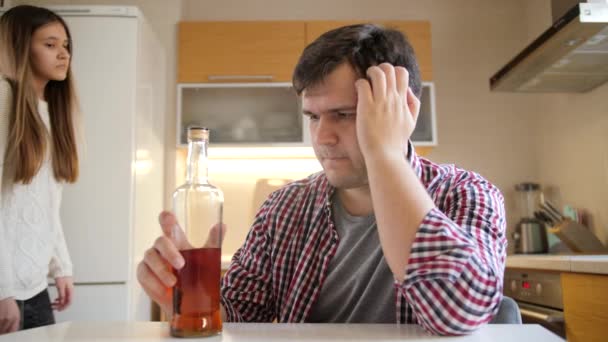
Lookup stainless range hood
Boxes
[490,1,608,93]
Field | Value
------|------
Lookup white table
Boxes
[0,322,564,341]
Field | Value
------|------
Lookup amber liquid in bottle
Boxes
[171,126,224,337]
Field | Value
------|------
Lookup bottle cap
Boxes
[187,126,209,141]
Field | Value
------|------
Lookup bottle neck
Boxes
[186,139,209,184]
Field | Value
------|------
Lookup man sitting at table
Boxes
[137,23,507,336]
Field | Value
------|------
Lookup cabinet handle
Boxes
[208,75,274,81]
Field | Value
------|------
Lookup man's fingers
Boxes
[152,236,184,270]
[159,211,192,250]
[366,66,386,100]
[355,79,373,108]
[137,262,172,308]
[379,63,396,96]
[395,66,409,99]
[159,211,178,239]
[203,223,227,248]
[144,247,178,287]
[217,223,227,245]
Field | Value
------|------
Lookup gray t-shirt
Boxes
[306,195,396,323]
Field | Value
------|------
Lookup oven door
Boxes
[518,302,565,338]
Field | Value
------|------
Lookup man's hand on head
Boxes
[354,63,420,161]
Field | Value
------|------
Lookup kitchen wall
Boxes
[523,0,608,245]
[535,85,608,245]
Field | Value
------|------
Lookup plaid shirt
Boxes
[221,149,507,335]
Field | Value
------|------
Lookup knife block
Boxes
[548,219,608,253]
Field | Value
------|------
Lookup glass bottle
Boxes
[171,126,224,337]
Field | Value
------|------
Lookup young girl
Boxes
[0,5,79,334]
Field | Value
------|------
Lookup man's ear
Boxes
[407,87,421,124]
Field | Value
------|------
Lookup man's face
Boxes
[302,63,368,189]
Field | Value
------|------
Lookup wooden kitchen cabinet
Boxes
[177,20,437,154]
[305,21,433,81]
[178,21,306,83]
[562,272,608,342]
[179,20,432,83]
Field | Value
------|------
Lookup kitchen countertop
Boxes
[506,254,608,274]
[0,321,564,342]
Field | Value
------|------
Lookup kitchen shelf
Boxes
[177,82,308,147]
[176,81,437,157]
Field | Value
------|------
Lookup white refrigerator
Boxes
[41,6,165,321]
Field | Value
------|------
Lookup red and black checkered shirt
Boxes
[221,149,507,335]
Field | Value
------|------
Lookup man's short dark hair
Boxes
[293,23,422,98]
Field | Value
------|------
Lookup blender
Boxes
[513,183,548,254]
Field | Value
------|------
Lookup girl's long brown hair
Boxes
[0,5,79,184]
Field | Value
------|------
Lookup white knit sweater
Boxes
[0,77,73,301]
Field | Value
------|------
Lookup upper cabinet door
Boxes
[305,21,433,81]
[178,21,306,83]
